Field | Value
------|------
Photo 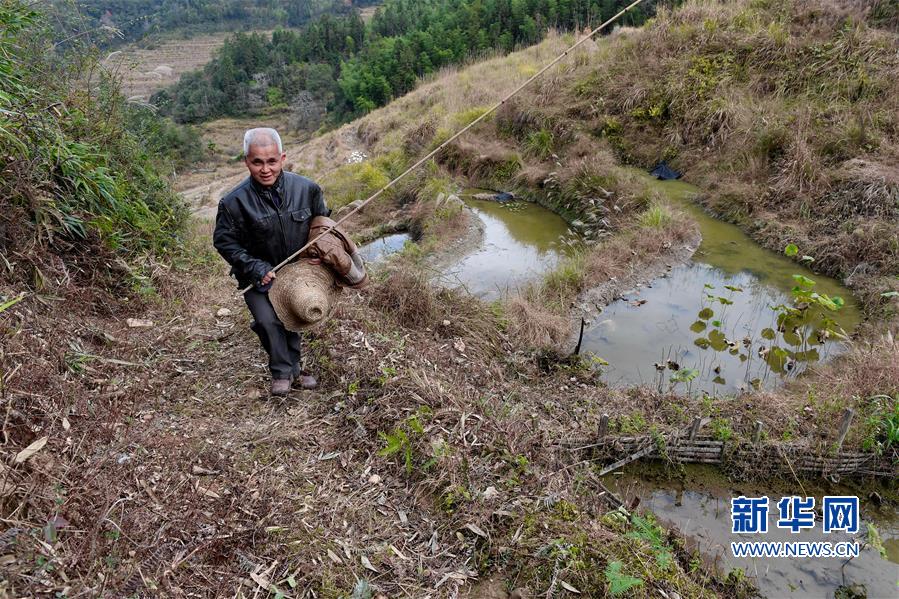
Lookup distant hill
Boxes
[153,0,662,127]
[105,32,254,102]
[48,0,379,46]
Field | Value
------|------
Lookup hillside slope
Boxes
[320,0,899,306]
[3,1,897,597]
[104,33,247,101]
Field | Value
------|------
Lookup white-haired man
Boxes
[213,128,329,396]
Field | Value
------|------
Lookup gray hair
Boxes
[243,127,283,155]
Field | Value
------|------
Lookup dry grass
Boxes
[504,294,575,350]
[1,220,734,596]
[13,4,894,595]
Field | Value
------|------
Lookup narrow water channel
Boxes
[607,465,898,598]
[358,232,411,263]
[362,178,863,395]
[436,193,573,299]
[580,173,862,395]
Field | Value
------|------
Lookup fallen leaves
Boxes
[464,523,488,538]
[191,465,219,476]
[360,554,379,573]
[560,581,581,594]
[126,318,154,328]
[15,436,48,464]
[194,484,220,499]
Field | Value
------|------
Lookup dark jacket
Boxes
[213,172,329,287]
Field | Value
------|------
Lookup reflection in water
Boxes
[582,174,862,395]
[438,196,573,299]
[607,469,899,598]
[358,232,411,263]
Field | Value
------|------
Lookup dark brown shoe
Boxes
[271,378,292,397]
[293,374,318,390]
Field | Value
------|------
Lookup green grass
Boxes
[638,203,674,229]
[320,161,392,209]
[542,250,586,304]
[453,106,491,128]
[524,128,555,160]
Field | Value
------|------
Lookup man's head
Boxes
[243,127,286,187]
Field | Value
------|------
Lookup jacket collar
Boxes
[250,171,286,197]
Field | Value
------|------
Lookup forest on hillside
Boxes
[48,0,379,46]
[153,0,662,126]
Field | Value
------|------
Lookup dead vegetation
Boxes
[4,2,899,596]
[1,222,745,597]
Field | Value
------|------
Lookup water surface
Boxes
[607,466,898,598]
[358,232,411,263]
[438,193,573,299]
[581,175,862,395]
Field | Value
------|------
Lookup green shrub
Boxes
[524,128,555,160]
[0,2,188,274]
[320,161,392,209]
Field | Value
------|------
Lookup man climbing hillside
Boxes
[213,127,329,396]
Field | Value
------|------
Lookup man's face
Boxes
[245,141,286,187]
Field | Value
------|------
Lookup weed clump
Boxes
[638,203,675,229]
[368,268,442,329]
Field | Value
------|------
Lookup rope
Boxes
[238,0,648,296]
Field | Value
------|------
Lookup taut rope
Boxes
[238,0,648,296]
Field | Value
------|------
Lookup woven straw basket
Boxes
[268,260,339,332]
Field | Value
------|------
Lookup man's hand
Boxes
[260,271,277,286]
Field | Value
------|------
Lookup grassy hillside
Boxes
[571,0,898,305]
[155,0,662,127]
[0,1,195,300]
[2,1,897,596]
[336,1,898,304]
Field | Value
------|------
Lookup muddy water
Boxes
[607,465,899,598]
[581,174,863,395]
[358,232,411,263]
[437,193,573,299]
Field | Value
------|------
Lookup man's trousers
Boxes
[244,288,301,380]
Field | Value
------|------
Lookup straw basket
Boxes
[268,260,339,332]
